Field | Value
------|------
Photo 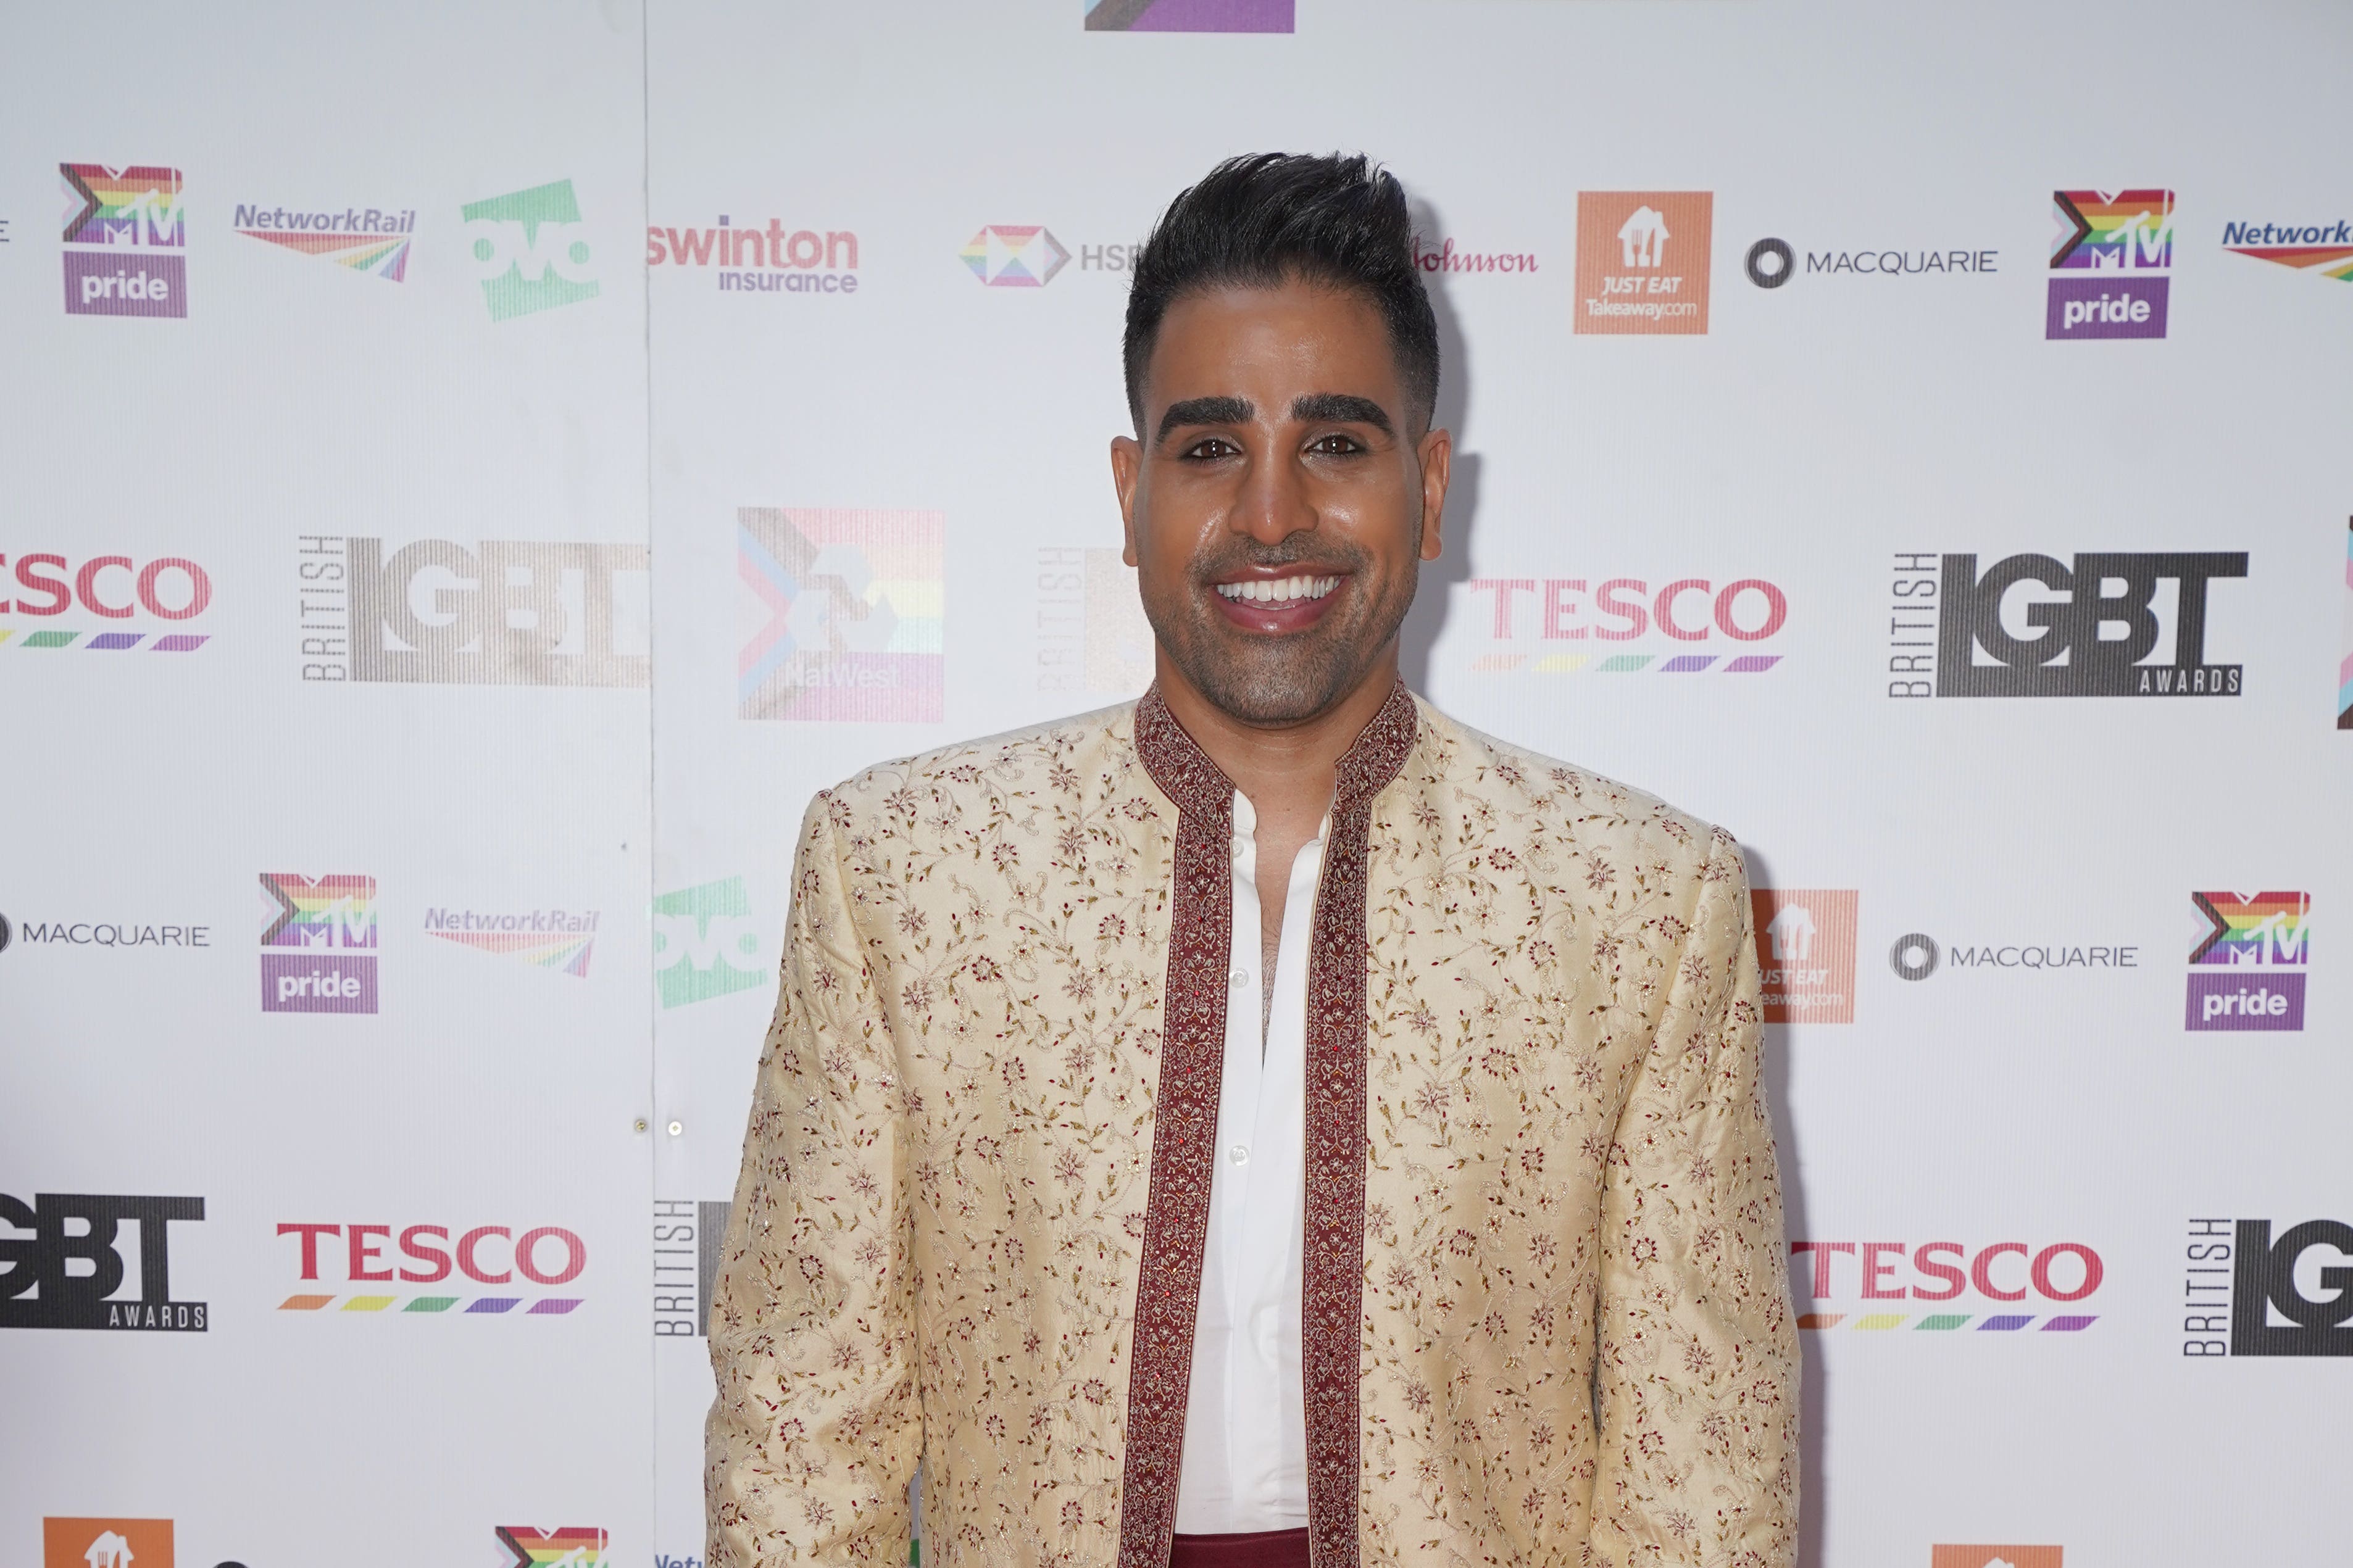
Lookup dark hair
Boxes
[1123,152,1440,434]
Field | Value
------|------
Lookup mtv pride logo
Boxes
[652,878,764,1008]
[2047,188,2173,340]
[1084,0,1294,29]
[495,1526,609,1568]
[462,179,598,321]
[259,872,378,1014]
[1750,889,1858,1024]
[2186,890,2309,1031]
[60,163,186,318]
[961,225,1068,286]
[739,508,943,721]
[1575,191,1712,334]
[44,1519,175,1568]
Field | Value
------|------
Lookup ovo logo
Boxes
[462,179,598,321]
[652,877,764,1008]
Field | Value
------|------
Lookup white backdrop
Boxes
[4,4,2349,1567]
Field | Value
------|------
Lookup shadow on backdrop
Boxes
[1397,197,1476,696]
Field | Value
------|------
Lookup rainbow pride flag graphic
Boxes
[2189,891,2310,967]
[2051,189,2173,270]
[738,507,944,721]
[260,873,377,950]
[61,164,183,248]
[494,1525,608,1568]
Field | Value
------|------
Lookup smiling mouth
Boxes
[1213,573,1341,607]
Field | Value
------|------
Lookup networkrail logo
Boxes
[738,508,943,721]
[2185,890,2309,1031]
[462,179,598,321]
[259,872,377,1014]
[2184,1216,2353,1357]
[2223,217,2353,283]
[424,905,598,976]
[61,163,185,319]
[496,1527,609,1568]
[2046,188,2173,339]
[652,877,764,1008]
[235,200,413,281]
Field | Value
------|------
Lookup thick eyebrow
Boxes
[1154,395,1254,445]
[1291,392,1393,436]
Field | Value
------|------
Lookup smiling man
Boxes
[708,154,1797,1568]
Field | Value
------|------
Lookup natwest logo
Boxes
[277,1219,586,1317]
[2,552,213,653]
[1575,191,1711,334]
[1,1193,206,1332]
[1791,1237,2103,1334]
[1465,573,1786,676]
[1885,550,2246,698]
[648,215,859,296]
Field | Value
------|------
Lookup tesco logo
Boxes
[1,552,212,620]
[1790,1239,2104,1302]
[1468,575,1787,641]
[277,1221,586,1285]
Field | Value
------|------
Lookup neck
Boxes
[1149,646,1402,820]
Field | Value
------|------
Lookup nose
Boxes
[1227,439,1315,547]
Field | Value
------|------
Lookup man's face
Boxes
[1112,278,1448,728]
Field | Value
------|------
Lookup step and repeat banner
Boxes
[2,3,2347,1567]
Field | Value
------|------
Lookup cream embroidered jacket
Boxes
[707,686,1797,1568]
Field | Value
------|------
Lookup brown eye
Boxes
[1308,433,1362,455]
[1185,438,1239,460]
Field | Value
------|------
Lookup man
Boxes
[708,154,1797,1568]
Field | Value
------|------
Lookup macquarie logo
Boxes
[1,550,212,653]
[294,534,649,686]
[0,1193,206,1331]
[2184,1216,2353,1358]
[2047,188,2173,340]
[1574,191,1711,335]
[739,508,943,721]
[462,179,597,321]
[4,915,210,952]
[960,225,1068,287]
[496,1527,609,1568]
[1886,932,2139,982]
[2222,217,2353,285]
[1742,236,1997,289]
[259,873,377,1014]
[424,906,598,976]
[61,163,186,319]
[44,1519,175,1568]
[2186,890,2309,1032]
[1465,573,1786,676]
[653,1197,730,1339]
[1036,547,1151,697]
[1085,0,1293,29]
[1791,1237,2103,1335]
[1884,550,2246,698]
[648,215,859,296]
[277,1219,585,1317]
[1750,889,1858,1024]
[652,877,764,1008]
[235,200,413,281]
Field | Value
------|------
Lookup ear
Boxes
[1415,426,1451,562]
[1112,434,1143,566]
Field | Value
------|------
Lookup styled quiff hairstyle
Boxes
[1122,152,1441,434]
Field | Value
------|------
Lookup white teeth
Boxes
[1215,575,1339,605]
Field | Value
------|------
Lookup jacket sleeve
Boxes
[708,793,920,1566]
[1589,828,1798,1566]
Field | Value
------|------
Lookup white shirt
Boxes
[1172,790,1326,1535]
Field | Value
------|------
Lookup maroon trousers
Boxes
[1167,1529,1311,1568]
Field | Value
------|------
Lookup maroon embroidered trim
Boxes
[1119,683,1418,1568]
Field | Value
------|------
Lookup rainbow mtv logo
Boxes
[60,163,186,318]
[2186,890,2310,1034]
[738,508,943,721]
[259,873,378,1014]
[2051,190,2173,271]
[494,1525,607,1568]
[960,225,1068,287]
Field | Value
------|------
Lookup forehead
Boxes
[1143,280,1400,409]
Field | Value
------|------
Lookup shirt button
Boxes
[1228,1144,1249,1166]
[1230,969,1249,990]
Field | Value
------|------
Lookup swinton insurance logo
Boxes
[2,551,212,652]
[277,1220,586,1316]
[462,179,597,321]
[61,163,185,318]
[1791,1237,2104,1334]
[294,534,649,686]
[2184,1216,2353,1358]
[2185,890,2309,1032]
[2046,188,2173,340]
[1035,547,1151,697]
[1,1193,207,1332]
[496,1527,610,1568]
[1884,550,2246,698]
[1575,191,1711,334]
[961,225,1068,286]
[425,906,598,977]
[259,873,377,1014]
[649,215,859,295]
[652,877,763,1009]
[1750,890,1857,1024]
[1464,573,1786,676]
[1085,0,1293,31]
[2223,216,2353,284]
[739,508,943,721]
[235,200,413,281]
